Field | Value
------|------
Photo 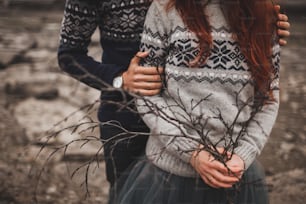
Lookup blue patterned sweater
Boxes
[58,0,152,86]
[58,0,152,125]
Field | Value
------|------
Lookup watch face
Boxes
[113,76,123,88]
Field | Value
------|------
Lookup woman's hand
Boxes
[190,149,240,189]
[122,51,163,96]
[275,5,291,46]
[225,154,245,179]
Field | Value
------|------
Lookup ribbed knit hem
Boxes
[234,142,258,170]
[146,136,198,177]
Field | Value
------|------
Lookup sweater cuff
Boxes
[175,126,200,163]
[58,52,126,88]
[175,138,198,163]
[234,142,258,170]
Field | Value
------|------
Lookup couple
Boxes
[58,0,290,203]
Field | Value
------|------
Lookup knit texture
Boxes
[58,0,152,87]
[57,0,152,124]
[137,0,280,177]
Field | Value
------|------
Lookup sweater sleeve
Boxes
[136,1,199,163]
[234,43,281,170]
[57,0,124,89]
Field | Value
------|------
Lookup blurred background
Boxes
[0,0,305,203]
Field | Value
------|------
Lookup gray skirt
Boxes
[109,158,269,204]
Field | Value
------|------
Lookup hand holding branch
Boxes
[190,148,243,189]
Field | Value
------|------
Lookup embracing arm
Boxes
[275,5,291,46]
[58,0,124,89]
[122,52,164,96]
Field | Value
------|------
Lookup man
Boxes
[58,0,290,187]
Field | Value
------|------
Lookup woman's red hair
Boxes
[166,0,278,99]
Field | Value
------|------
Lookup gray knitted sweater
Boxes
[137,0,280,177]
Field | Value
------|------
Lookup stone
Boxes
[24,49,52,62]
[278,142,295,160]
[13,98,103,161]
[283,131,296,142]
[13,98,83,139]
[34,88,59,100]
[35,25,62,50]
[22,145,62,164]
[54,161,108,204]
[60,141,103,163]
[267,169,306,204]
[55,74,100,107]
[0,32,37,68]
[0,107,28,148]
[0,50,21,69]
[4,73,61,102]
[297,145,306,157]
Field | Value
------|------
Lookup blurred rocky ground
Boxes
[0,1,108,204]
[0,1,305,204]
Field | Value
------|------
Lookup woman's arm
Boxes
[234,42,281,170]
[136,1,202,164]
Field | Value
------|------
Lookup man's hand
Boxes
[276,5,290,46]
[123,52,163,96]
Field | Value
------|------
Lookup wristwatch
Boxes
[113,75,123,88]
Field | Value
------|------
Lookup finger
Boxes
[279,38,287,46]
[130,51,149,65]
[208,160,228,174]
[199,162,228,176]
[134,74,163,82]
[132,81,163,90]
[277,21,290,30]
[197,162,233,182]
[135,51,150,58]
[278,13,288,22]
[136,66,164,75]
[204,174,234,189]
[227,168,244,178]
[278,29,290,38]
[202,175,219,189]
[227,165,244,173]
[274,5,280,13]
[133,89,161,96]
[210,170,239,184]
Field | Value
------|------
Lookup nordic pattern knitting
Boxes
[59,0,152,50]
[137,0,280,177]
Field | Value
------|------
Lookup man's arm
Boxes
[58,0,125,89]
[276,5,290,46]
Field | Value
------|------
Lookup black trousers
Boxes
[98,92,149,186]
[100,122,149,186]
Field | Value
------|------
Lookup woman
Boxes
[110,0,281,203]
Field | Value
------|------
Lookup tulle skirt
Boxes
[109,158,269,204]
